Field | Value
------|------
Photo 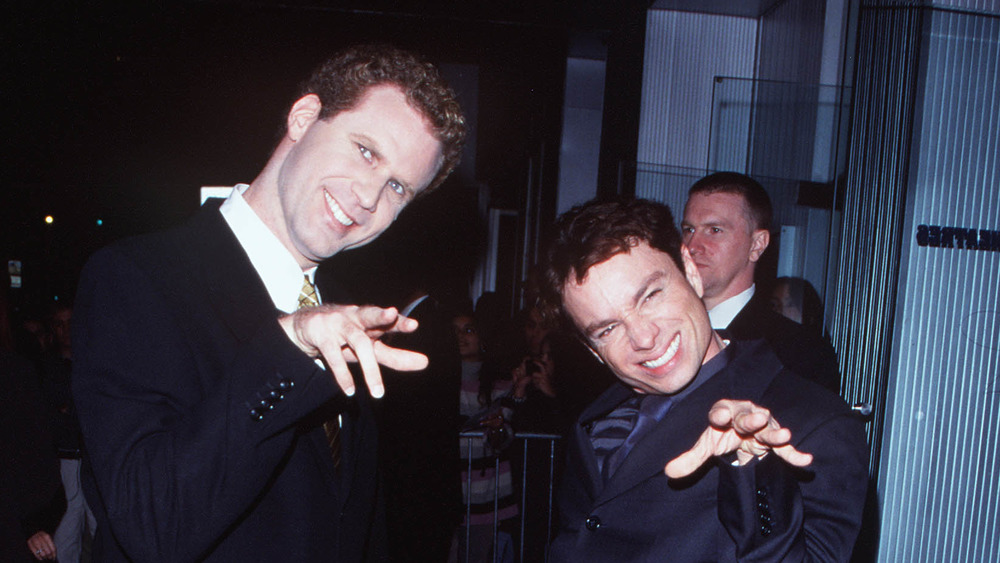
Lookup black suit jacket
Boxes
[72,201,381,562]
[550,341,868,562]
[727,292,842,393]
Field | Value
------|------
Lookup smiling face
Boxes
[452,315,482,362]
[561,241,720,395]
[257,84,443,269]
[681,191,769,310]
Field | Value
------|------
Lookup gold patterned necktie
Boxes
[298,275,319,309]
[297,276,341,469]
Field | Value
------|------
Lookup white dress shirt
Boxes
[707,284,755,330]
[218,184,318,313]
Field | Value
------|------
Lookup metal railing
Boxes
[460,430,562,563]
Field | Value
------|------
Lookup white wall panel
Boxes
[637,10,756,172]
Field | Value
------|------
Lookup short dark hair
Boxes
[688,172,772,231]
[774,276,825,332]
[299,44,467,192]
[538,198,684,323]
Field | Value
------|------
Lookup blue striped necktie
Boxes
[590,395,643,482]
[591,393,674,482]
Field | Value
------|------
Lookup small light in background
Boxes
[96,219,104,226]
[45,215,54,224]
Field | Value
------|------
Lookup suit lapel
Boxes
[726,293,772,340]
[189,200,281,343]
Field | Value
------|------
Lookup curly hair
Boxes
[537,198,684,327]
[298,44,467,192]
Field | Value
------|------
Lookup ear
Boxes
[681,246,705,298]
[748,229,770,263]
[286,94,323,142]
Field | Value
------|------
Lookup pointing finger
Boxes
[347,330,384,398]
[321,344,356,397]
[372,341,429,372]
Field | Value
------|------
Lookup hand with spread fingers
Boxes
[665,399,814,479]
[279,304,429,398]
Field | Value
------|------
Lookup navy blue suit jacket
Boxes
[550,340,868,562]
[727,293,841,393]
[73,201,382,562]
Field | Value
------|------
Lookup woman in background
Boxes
[451,311,518,563]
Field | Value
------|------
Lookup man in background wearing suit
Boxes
[539,198,867,561]
[681,172,842,392]
[72,44,465,562]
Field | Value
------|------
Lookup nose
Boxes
[626,316,658,351]
[685,231,704,255]
[354,173,388,212]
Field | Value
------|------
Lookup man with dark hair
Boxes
[73,44,465,561]
[682,172,841,392]
[539,198,867,561]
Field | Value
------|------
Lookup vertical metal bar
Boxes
[465,436,473,563]
[532,142,545,267]
[492,454,500,563]
[519,439,528,563]
[521,158,534,311]
[545,437,556,563]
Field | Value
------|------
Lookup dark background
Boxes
[2,1,650,311]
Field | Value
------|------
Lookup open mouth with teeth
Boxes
[641,333,680,369]
[324,191,355,226]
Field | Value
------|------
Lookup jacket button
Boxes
[249,408,263,421]
[585,516,601,531]
[278,378,294,391]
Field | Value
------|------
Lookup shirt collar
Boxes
[219,184,317,314]
[707,284,755,329]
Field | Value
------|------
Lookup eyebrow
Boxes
[582,270,666,336]
[683,216,732,228]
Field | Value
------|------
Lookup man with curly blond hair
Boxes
[73,44,466,562]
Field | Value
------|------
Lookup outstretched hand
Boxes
[279,304,428,398]
[664,399,813,479]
